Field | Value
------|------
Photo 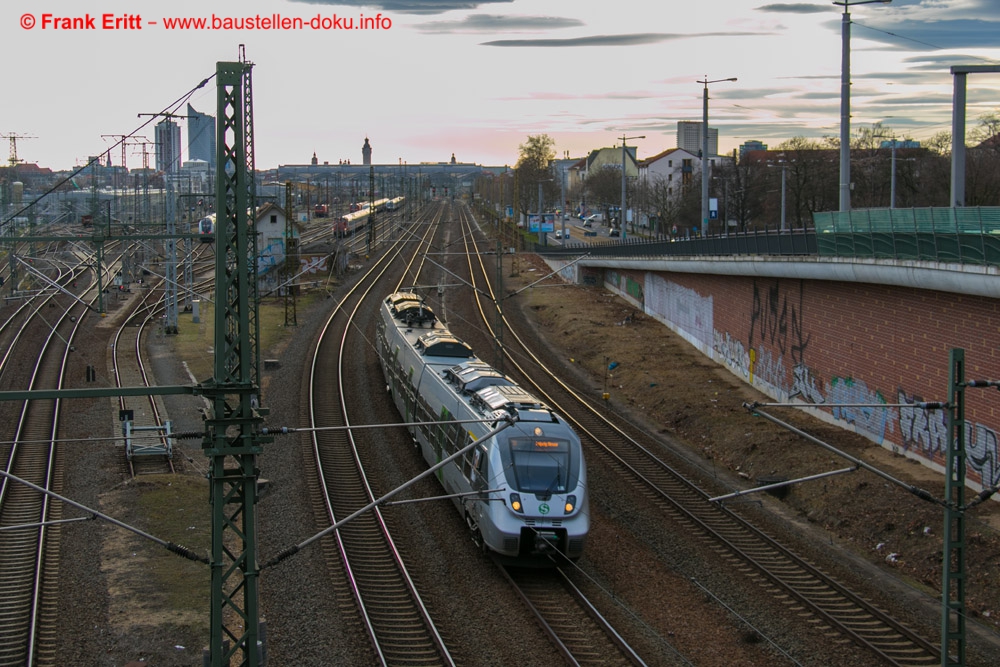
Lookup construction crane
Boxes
[1,132,36,170]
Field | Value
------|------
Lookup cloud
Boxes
[481,31,764,48]
[853,18,1000,50]
[498,90,660,102]
[291,0,514,15]
[417,14,584,33]
[755,3,830,14]
[900,53,1000,72]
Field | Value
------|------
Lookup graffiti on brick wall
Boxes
[897,390,948,458]
[790,363,824,404]
[752,346,787,392]
[645,274,714,348]
[898,389,1000,487]
[714,330,751,380]
[749,279,811,366]
[968,422,1000,488]
[827,376,896,444]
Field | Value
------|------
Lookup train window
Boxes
[508,438,570,494]
[469,448,484,484]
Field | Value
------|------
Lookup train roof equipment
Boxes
[471,384,556,422]
[414,332,472,358]
[444,360,514,395]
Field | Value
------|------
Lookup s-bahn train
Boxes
[198,214,215,242]
[377,292,589,562]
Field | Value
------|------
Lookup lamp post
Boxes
[834,0,892,212]
[699,77,736,238]
[766,160,791,230]
[620,134,644,240]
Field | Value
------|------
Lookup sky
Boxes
[6,0,1000,171]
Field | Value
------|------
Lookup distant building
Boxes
[639,147,700,196]
[677,120,718,157]
[187,104,216,168]
[155,120,182,174]
[584,145,639,177]
[362,137,372,166]
[739,140,768,162]
[255,202,295,276]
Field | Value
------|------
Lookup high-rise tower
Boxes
[187,103,216,168]
[155,119,182,173]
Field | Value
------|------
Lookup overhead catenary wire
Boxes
[744,402,943,506]
[1,73,216,231]
[0,469,208,564]
[262,416,518,570]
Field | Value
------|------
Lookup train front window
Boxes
[508,438,569,495]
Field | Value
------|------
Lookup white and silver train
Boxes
[376,292,588,562]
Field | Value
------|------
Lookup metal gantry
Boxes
[283,181,297,327]
[202,58,270,667]
[942,349,967,666]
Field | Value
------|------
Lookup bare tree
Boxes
[584,166,622,226]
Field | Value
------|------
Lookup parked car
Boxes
[609,227,620,237]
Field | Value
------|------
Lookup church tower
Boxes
[362,137,372,166]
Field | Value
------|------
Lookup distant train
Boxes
[332,208,371,237]
[198,214,215,243]
[332,197,403,237]
[376,292,589,562]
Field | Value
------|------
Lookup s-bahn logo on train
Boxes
[376,291,589,564]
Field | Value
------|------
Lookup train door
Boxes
[467,445,487,491]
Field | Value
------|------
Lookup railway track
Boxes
[454,202,941,666]
[0,239,144,665]
[110,281,176,476]
[0,281,91,666]
[109,247,215,477]
[306,201,456,665]
[500,565,646,667]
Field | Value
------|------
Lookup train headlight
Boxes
[564,495,576,514]
[509,493,523,513]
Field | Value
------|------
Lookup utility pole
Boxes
[2,133,36,296]
[140,111,192,333]
[367,164,375,255]
[283,181,297,327]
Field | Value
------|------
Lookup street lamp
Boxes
[699,77,737,238]
[834,0,892,212]
[620,134,644,240]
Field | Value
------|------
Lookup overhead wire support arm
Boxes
[0,470,208,564]
[742,402,944,507]
[262,416,517,570]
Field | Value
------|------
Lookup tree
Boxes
[584,166,622,225]
[769,137,838,227]
[514,135,557,217]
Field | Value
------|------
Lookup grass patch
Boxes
[169,291,323,381]
[135,475,211,616]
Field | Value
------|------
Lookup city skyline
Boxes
[5,0,1000,172]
